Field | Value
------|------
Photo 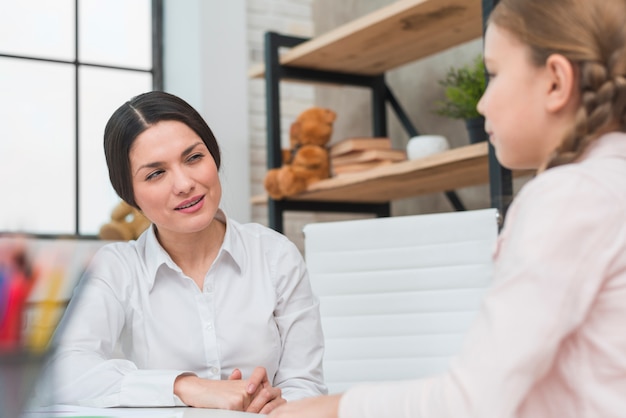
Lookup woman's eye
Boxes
[146,170,163,181]
[187,153,204,163]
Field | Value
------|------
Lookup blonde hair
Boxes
[489,0,626,169]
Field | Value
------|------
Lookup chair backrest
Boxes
[303,208,499,394]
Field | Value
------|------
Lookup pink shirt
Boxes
[339,132,626,418]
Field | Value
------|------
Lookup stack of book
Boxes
[329,137,407,175]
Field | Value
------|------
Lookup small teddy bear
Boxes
[264,107,337,199]
[98,201,151,241]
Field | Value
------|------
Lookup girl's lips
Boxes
[175,195,205,211]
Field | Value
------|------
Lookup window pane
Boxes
[78,66,152,235]
[0,0,75,61]
[79,0,152,70]
[0,58,75,234]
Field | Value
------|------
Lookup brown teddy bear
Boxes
[264,107,337,199]
[99,201,151,241]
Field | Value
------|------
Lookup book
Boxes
[332,160,394,175]
[329,137,392,157]
[331,148,406,166]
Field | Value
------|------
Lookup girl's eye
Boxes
[146,170,164,181]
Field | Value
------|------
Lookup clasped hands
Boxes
[174,366,285,414]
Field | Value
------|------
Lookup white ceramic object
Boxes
[406,135,450,160]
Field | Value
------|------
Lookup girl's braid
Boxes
[547,50,626,168]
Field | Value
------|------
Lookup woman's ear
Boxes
[545,53,577,113]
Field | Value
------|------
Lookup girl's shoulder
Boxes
[521,159,625,205]
[508,160,626,234]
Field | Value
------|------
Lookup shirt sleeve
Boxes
[339,168,620,417]
[271,238,328,401]
[35,249,188,408]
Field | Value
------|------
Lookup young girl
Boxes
[37,91,327,414]
[269,0,626,416]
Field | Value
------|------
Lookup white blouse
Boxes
[38,211,327,407]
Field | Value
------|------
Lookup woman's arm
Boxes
[35,245,195,408]
[37,268,188,407]
[271,239,327,401]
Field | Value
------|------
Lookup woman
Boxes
[39,91,326,414]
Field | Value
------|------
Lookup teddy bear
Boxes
[264,106,337,199]
[98,200,151,241]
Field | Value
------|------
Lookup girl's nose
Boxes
[477,88,488,116]
[477,94,485,116]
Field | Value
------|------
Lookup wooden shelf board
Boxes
[252,143,534,204]
[249,0,483,79]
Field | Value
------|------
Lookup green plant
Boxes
[434,55,486,120]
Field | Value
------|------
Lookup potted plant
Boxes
[433,54,487,144]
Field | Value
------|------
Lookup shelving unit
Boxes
[252,0,513,232]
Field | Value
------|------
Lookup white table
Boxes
[163,408,263,418]
[167,408,264,418]
[21,405,265,418]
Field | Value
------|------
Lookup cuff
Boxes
[119,369,190,407]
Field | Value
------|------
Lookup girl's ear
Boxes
[545,53,577,113]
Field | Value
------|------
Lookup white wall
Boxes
[163,0,251,222]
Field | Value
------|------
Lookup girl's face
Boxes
[477,24,567,170]
[129,120,221,238]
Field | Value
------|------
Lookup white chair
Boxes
[303,208,499,394]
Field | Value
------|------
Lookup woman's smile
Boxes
[175,195,205,212]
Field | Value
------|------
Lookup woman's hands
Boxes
[174,366,285,413]
[268,394,342,418]
[238,367,286,414]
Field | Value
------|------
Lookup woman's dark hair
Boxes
[103,91,221,209]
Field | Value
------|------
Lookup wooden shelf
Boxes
[252,143,533,204]
[252,0,514,230]
[249,0,483,79]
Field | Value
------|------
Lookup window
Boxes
[0,0,162,236]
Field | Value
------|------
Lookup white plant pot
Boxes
[406,135,450,160]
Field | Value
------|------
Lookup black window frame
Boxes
[0,0,164,238]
